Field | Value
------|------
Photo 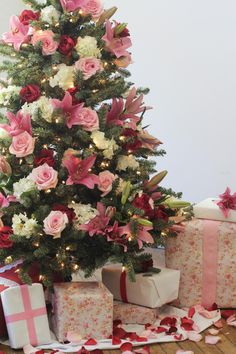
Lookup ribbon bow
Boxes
[216,187,236,218]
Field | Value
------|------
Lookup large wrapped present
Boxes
[51,282,113,342]
[193,198,236,222]
[165,219,236,308]
[113,300,159,324]
[1,283,51,349]
[102,266,180,308]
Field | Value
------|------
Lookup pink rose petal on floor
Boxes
[187,331,202,342]
[205,335,221,344]
[196,305,218,319]
[221,310,235,319]
[176,350,194,354]
[174,334,183,340]
[208,328,220,335]
[214,319,223,329]
[188,307,195,318]
[226,314,236,327]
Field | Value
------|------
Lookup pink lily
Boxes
[52,92,84,129]
[137,129,162,151]
[2,16,31,51]
[106,221,128,252]
[119,221,154,249]
[79,202,111,236]
[62,154,98,188]
[0,111,32,137]
[102,20,132,58]
[0,193,10,208]
[60,0,84,12]
[216,187,236,218]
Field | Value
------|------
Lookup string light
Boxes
[71,200,76,204]
[41,78,47,84]
[89,144,93,149]
[11,53,16,57]
[79,9,84,15]
[136,170,141,175]
[119,136,125,142]
[55,22,60,27]
[92,89,98,93]
[5,256,13,264]
[161,231,167,237]
[128,236,132,242]
[52,65,58,71]
[22,44,29,48]
[18,64,23,68]
[128,149,133,154]
[62,180,66,185]
[55,118,59,124]
[39,275,44,281]
[45,189,51,194]
[73,264,79,271]
[19,159,23,165]
[122,266,126,272]
[43,144,48,149]
[100,161,106,168]
[61,262,65,268]
[104,62,108,67]
[66,246,71,251]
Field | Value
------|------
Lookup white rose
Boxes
[0,85,21,106]
[49,64,75,90]
[75,36,101,58]
[91,131,118,159]
[13,178,36,200]
[21,96,54,123]
[12,213,38,238]
[103,138,118,159]
[117,155,139,171]
[69,203,98,228]
[41,5,60,24]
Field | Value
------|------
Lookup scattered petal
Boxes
[174,334,183,340]
[113,327,128,339]
[113,319,122,327]
[134,346,151,354]
[181,317,194,331]
[208,328,220,335]
[221,310,235,319]
[205,335,221,345]
[160,316,177,327]
[206,303,218,311]
[187,331,202,342]
[112,336,121,345]
[155,326,167,334]
[188,307,195,318]
[214,319,223,329]
[176,351,194,354]
[226,314,236,327]
[196,305,218,319]
[166,326,178,335]
[84,338,97,346]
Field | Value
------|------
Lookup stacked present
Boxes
[165,188,236,308]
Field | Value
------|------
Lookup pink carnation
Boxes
[43,211,68,239]
[29,163,58,190]
[81,0,103,19]
[60,0,84,12]
[31,30,58,56]
[70,107,99,131]
[75,57,103,80]
[98,171,116,196]
[9,131,35,158]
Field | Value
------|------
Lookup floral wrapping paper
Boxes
[165,219,236,308]
[51,282,113,342]
[113,300,159,324]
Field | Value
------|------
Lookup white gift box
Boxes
[193,198,236,223]
[1,283,51,349]
[102,266,180,308]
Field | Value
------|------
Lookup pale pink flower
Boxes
[79,202,110,236]
[216,187,236,218]
[102,20,132,58]
[71,107,99,131]
[60,0,84,12]
[75,57,103,80]
[97,170,116,196]
[138,130,162,151]
[0,193,10,208]
[9,131,35,158]
[2,16,30,51]
[62,153,98,188]
[31,30,58,56]
[52,92,84,129]
[0,156,12,175]
[81,0,103,19]
[0,111,32,137]
[119,222,154,249]
[43,210,68,239]
[29,163,58,190]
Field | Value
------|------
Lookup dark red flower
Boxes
[34,149,55,168]
[19,10,40,25]
[132,193,154,218]
[58,35,76,56]
[20,84,41,103]
[0,226,13,249]
[52,204,76,222]
[120,342,133,351]
[67,86,81,105]
[121,128,142,153]
[154,206,169,222]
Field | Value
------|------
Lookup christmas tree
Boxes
[0,0,189,286]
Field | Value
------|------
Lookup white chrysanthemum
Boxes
[13,178,36,200]
[91,131,118,159]
[12,213,38,238]
[69,203,98,228]
[117,155,139,171]
[75,36,101,58]
[21,96,54,123]
[49,64,75,90]
[41,5,60,24]
[0,85,21,106]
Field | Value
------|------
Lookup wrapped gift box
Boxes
[193,198,236,222]
[102,266,180,308]
[51,282,113,342]
[113,300,159,324]
[1,283,51,348]
[165,219,236,308]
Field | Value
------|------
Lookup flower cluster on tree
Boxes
[0,0,189,286]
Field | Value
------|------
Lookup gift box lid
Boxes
[193,198,236,223]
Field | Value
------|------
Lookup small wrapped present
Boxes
[193,198,236,223]
[1,283,51,348]
[102,266,180,308]
[165,218,236,308]
[51,282,113,342]
[113,300,159,324]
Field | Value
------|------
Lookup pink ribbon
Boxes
[201,220,220,308]
[5,285,47,345]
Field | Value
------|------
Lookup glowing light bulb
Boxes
[41,78,46,84]
[73,264,79,271]
[136,171,141,175]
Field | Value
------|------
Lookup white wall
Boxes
[1,0,236,202]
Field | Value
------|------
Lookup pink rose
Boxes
[0,156,12,175]
[43,210,68,239]
[81,0,103,19]
[71,107,99,131]
[60,0,84,12]
[75,57,103,80]
[9,131,35,158]
[31,30,58,56]
[29,163,58,190]
[97,170,116,196]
